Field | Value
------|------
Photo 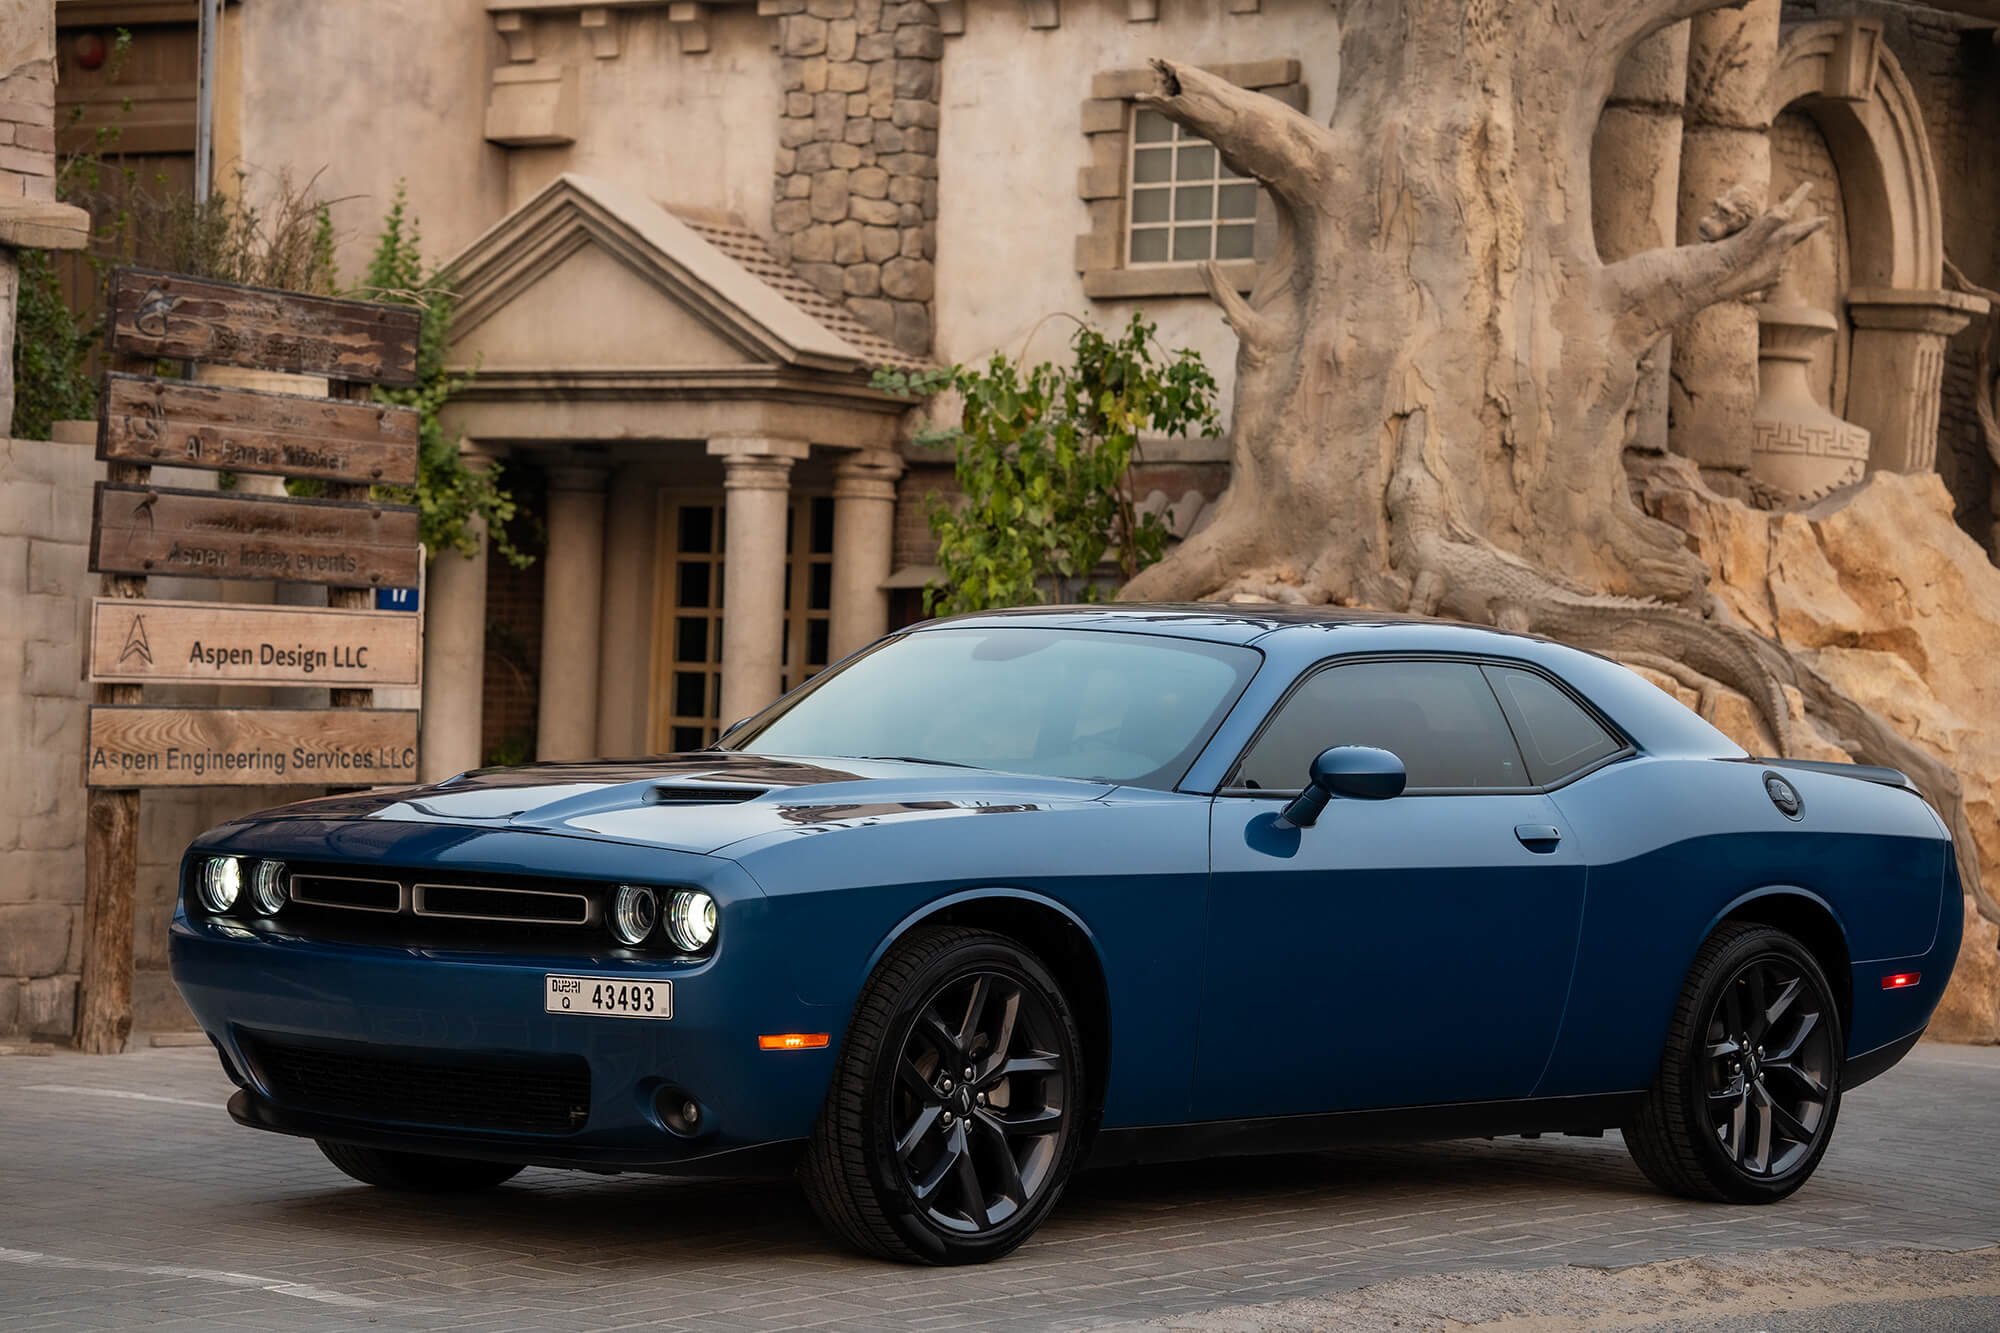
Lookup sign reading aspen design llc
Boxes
[87,708,420,789]
[89,599,422,688]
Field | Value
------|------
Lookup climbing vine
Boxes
[875,313,1217,614]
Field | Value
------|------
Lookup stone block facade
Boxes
[0,0,58,206]
[768,0,939,354]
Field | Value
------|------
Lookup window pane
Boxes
[674,670,706,718]
[1172,226,1212,262]
[1218,182,1258,219]
[676,615,707,663]
[809,562,832,611]
[1215,224,1255,260]
[672,725,703,753]
[808,618,830,666]
[1236,660,1527,791]
[1174,184,1213,221]
[678,505,713,553]
[1483,664,1623,785]
[1176,143,1216,179]
[1133,108,1174,143]
[1130,187,1170,224]
[810,497,835,555]
[677,561,710,609]
[1133,147,1172,183]
[1130,227,1170,263]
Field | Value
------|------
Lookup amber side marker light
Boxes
[1882,973,1921,990]
[759,1033,830,1050]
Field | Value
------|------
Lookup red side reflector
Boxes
[758,1033,830,1051]
[1882,973,1921,990]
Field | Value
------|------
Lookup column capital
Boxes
[1846,287,1987,336]
[458,438,507,472]
[832,448,905,502]
[710,437,808,492]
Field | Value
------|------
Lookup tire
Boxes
[800,925,1088,1264]
[315,1140,525,1193]
[1625,922,1843,1204]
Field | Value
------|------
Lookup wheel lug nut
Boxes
[940,1078,953,1094]
[976,1092,987,1106]
[940,1110,954,1126]
[964,1067,975,1081]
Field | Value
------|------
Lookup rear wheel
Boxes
[1625,923,1842,1203]
[315,1140,524,1193]
[801,926,1087,1264]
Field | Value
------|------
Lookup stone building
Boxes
[2,0,1998,1038]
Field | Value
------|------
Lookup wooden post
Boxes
[77,439,148,1055]
[326,379,378,712]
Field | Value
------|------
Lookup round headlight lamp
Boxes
[199,856,242,912]
[250,860,288,915]
[610,885,660,947]
[666,889,718,952]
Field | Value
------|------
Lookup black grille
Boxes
[246,1037,591,1135]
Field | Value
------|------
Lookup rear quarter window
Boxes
[1482,664,1625,786]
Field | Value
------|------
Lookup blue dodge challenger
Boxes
[171,607,1961,1264]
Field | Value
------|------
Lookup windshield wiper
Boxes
[854,755,979,768]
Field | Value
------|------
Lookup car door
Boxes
[1192,657,1602,1121]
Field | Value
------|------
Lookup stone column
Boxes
[536,464,608,761]
[1592,24,1689,455]
[1844,289,1988,475]
[830,449,903,660]
[710,438,809,727]
[1669,0,1781,479]
[420,446,500,781]
[595,463,655,759]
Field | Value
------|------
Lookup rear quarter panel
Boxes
[1535,755,1949,1097]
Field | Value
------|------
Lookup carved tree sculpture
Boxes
[1119,12,1993,918]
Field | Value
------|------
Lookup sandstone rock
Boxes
[809,169,849,222]
[827,18,858,61]
[862,225,900,262]
[1929,900,2000,1044]
[782,14,828,56]
[832,220,865,263]
[881,256,932,300]
[843,263,881,297]
[850,166,889,199]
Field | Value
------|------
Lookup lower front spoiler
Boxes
[228,1090,806,1180]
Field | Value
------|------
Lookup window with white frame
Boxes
[1126,108,1260,267]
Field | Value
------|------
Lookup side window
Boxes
[1483,664,1625,786]
[1234,660,1527,792]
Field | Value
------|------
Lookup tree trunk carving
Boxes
[1118,26,1991,917]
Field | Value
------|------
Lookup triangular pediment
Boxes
[445,174,897,376]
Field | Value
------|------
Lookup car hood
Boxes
[234,751,1119,856]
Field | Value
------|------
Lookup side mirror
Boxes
[1277,745,1407,829]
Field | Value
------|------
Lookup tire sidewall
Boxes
[1678,929,1844,1202]
[861,936,1087,1263]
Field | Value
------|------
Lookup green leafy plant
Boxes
[875,313,1217,614]
[351,184,531,568]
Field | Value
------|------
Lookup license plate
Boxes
[544,974,672,1019]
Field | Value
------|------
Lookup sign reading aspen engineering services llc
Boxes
[86,707,419,789]
[88,598,421,688]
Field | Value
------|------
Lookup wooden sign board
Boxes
[89,483,421,588]
[108,267,421,386]
[86,707,419,788]
[88,598,422,688]
[98,372,420,486]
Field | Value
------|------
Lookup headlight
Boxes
[610,884,659,946]
[666,889,718,952]
[250,860,287,915]
[199,856,242,912]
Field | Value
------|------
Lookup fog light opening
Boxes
[655,1086,704,1137]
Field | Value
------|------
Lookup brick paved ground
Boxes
[0,1043,1995,1331]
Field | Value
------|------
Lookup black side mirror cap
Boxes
[1277,745,1408,828]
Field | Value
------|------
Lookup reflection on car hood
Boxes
[235,751,1118,855]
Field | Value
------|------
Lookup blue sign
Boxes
[375,587,420,613]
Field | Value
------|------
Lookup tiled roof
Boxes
[679,216,929,373]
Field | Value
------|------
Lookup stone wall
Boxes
[768,0,940,354]
[0,0,57,205]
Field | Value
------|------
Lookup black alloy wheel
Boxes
[892,969,1069,1235]
[1626,922,1844,1204]
[801,925,1088,1264]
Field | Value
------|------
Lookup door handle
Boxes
[1514,823,1562,852]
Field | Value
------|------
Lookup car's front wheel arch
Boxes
[869,891,1111,1150]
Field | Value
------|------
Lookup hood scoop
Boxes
[642,783,769,805]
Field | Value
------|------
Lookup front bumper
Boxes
[170,844,842,1171]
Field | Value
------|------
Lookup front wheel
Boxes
[316,1140,524,1193]
[801,926,1087,1264]
[1625,923,1843,1203]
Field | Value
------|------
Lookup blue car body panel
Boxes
[170,606,1963,1172]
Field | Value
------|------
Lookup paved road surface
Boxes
[1,1042,1994,1331]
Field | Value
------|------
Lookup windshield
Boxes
[722,627,1260,788]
